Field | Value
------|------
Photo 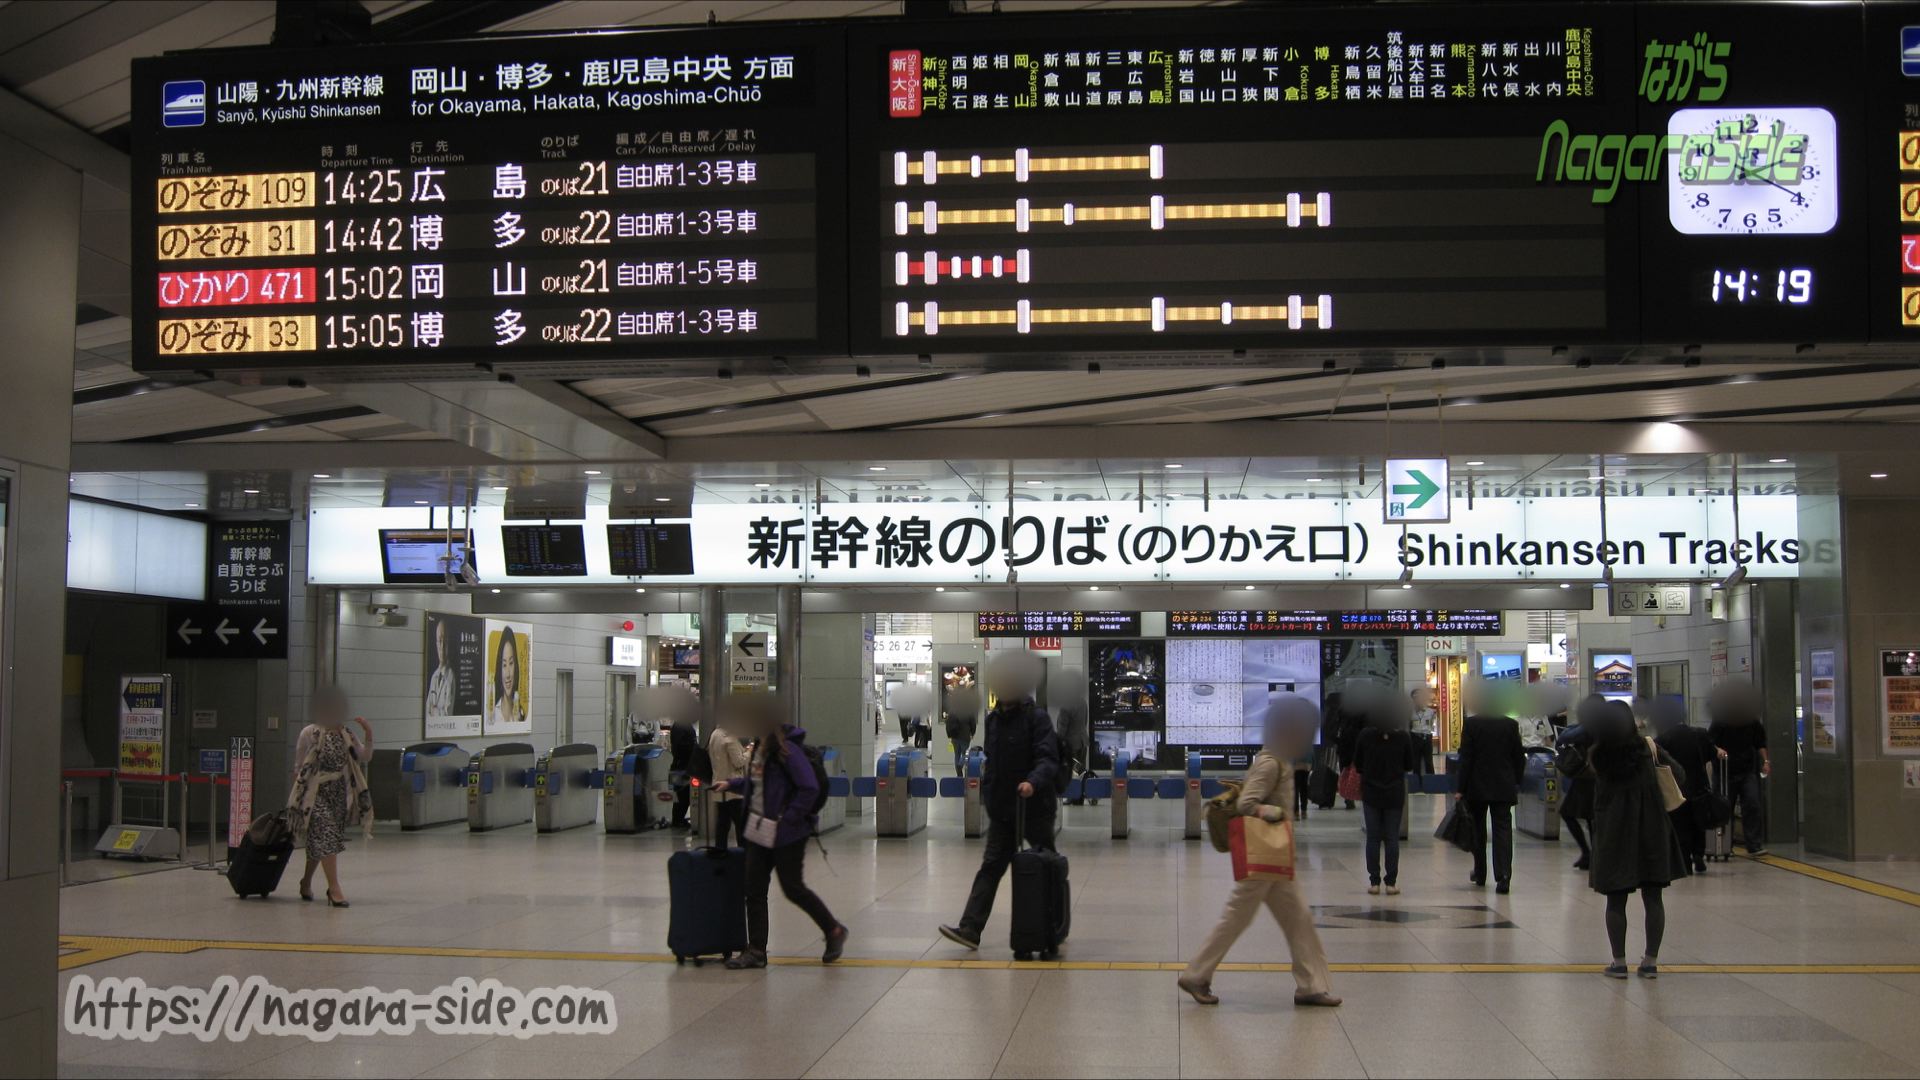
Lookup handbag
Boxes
[1336,765,1362,803]
[1228,814,1294,881]
[1203,780,1244,854]
[1647,737,1687,813]
[1434,799,1477,853]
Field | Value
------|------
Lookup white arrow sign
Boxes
[252,619,279,645]
[213,619,236,645]
[176,620,201,646]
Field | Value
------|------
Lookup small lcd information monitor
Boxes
[501,524,589,577]
[379,529,473,584]
[607,523,696,576]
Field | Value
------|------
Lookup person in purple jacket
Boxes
[713,695,848,969]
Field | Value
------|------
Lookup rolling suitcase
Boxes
[1009,800,1070,961]
[667,846,748,965]
[1704,758,1734,862]
[226,810,294,899]
[1308,746,1339,810]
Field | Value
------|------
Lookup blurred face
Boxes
[722,696,780,739]
[1262,696,1317,758]
[313,690,347,728]
[1412,688,1433,710]
[987,653,1041,701]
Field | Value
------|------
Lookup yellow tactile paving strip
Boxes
[54,935,1920,977]
[1754,853,1920,907]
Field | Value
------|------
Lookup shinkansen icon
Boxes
[162,80,206,127]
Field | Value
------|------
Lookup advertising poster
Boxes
[1592,653,1636,697]
[1323,639,1400,697]
[483,620,534,736]
[1480,653,1525,681]
[423,612,485,739]
[1880,650,1920,755]
[1091,639,1165,767]
[1809,649,1838,754]
[117,675,168,777]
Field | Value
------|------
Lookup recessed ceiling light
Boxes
[490,588,501,594]
[935,586,945,592]
[1559,582,1572,589]
[1025,480,1043,486]
[1243,584,1256,591]
[754,482,772,488]
[1305,477,1324,483]
[1164,463,1184,469]
[583,469,601,476]
[243,488,260,494]
[1166,492,1184,498]
[1588,475,1606,481]
[654,497,671,502]
[1872,472,1890,479]
[414,500,428,505]
[1768,458,1789,464]
[1401,582,1413,590]
[184,502,199,508]
[1465,460,1486,466]
[635,588,646,594]
[1088,585,1100,591]
[867,465,888,472]
[491,486,508,492]
[312,473,331,479]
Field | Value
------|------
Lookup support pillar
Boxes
[698,586,725,740]
[776,585,801,719]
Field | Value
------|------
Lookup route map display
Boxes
[131,27,845,371]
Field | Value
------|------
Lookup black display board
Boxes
[607,522,696,575]
[166,520,291,660]
[500,524,588,576]
[976,610,1141,637]
[1167,609,1503,635]
[131,27,847,371]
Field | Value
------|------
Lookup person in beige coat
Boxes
[707,720,751,849]
[1178,696,1340,1008]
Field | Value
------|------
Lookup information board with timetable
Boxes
[131,27,846,372]
[975,611,1142,637]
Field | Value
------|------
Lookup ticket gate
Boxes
[874,748,932,837]
[397,742,470,830]
[1517,751,1562,840]
[1110,751,1156,838]
[1180,753,1206,840]
[935,749,985,837]
[816,747,849,834]
[533,743,600,833]
[466,742,536,832]
[602,744,672,833]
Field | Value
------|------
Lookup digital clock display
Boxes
[131,29,847,370]
[1705,267,1813,305]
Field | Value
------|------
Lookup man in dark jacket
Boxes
[1654,698,1720,873]
[1707,683,1770,857]
[940,653,1059,950]
[667,719,698,829]
[1455,706,1525,893]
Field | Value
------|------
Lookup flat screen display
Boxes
[131,26,848,372]
[976,610,1140,637]
[379,528,472,583]
[607,523,696,575]
[1167,609,1502,635]
[500,524,587,576]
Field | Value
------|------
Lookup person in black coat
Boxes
[1332,692,1368,810]
[1707,683,1771,856]
[1653,697,1722,874]
[1556,696,1606,871]
[940,652,1060,951]
[1354,699,1416,894]
[1588,701,1689,979]
[1453,688,1526,893]
[667,719,698,829]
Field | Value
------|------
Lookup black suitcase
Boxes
[226,811,294,899]
[1705,758,1734,862]
[1308,766,1338,810]
[667,846,748,965]
[1009,801,1070,961]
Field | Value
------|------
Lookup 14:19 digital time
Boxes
[1708,267,1812,305]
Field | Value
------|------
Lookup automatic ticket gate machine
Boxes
[936,748,986,838]
[1107,750,1157,839]
[602,744,672,833]
[1175,752,1212,840]
[1517,751,1562,840]
[533,743,601,833]
[872,747,932,837]
[398,741,470,830]
[467,743,537,831]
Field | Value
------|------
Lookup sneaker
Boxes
[1294,992,1343,1007]
[724,950,768,970]
[1747,847,1770,858]
[1367,884,1381,895]
[1176,977,1218,1005]
[1637,961,1659,980]
[1385,884,1400,896]
[938,924,980,951]
[1603,962,1629,979]
[822,924,849,964]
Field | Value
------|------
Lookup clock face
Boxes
[1667,105,1837,235]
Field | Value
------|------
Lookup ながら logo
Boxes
[162,80,206,127]
[1534,33,1810,205]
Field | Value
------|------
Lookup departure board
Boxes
[849,6,1638,354]
[976,611,1141,637]
[131,28,846,371]
[500,525,588,577]
[1167,609,1503,636]
[606,523,696,576]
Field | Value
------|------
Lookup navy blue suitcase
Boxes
[1009,802,1069,960]
[667,846,748,965]
[226,831,293,899]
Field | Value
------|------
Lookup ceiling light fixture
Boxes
[1871,472,1890,479]
[243,488,260,494]
[583,469,601,476]
[491,486,508,492]
[1164,463,1184,469]
[754,482,772,488]
[935,586,946,592]
[635,588,646,594]
[654,497,671,502]
[1088,585,1101,591]
[312,473,331,479]
[1244,584,1256,591]
[1025,480,1044,486]
[1768,458,1788,464]
[1465,460,1486,466]
[490,588,501,594]
[184,503,199,508]
[867,465,888,472]
[1305,477,1324,483]
[1559,582,1572,589]
[414,500,428,505]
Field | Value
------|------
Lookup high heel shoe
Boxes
[299,884,314,902]
[326,891,349,908]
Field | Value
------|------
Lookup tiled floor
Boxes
[55,797,1920,1079]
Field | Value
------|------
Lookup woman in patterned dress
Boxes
[290,685,372,907]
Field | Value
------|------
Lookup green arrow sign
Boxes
[1391,469,1440,509]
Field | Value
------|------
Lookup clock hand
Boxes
[1729,154,1808,207]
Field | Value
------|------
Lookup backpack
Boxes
[686,742,714,787]
[1049,728,1071,795]
[1554,741,1589,779]
[792,741,832,815]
